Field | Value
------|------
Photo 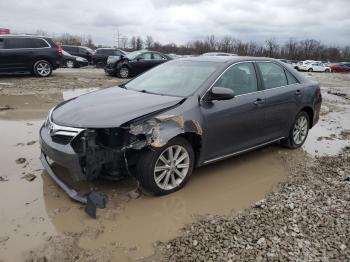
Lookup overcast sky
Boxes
[1,0,349,47]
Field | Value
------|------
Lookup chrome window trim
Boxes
[203,137,284,164]
[0,37,51,50]
[200,60,301,102]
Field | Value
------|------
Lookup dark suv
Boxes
[0,35,62,77]
[92,48,126,68]
[61,45,94,63]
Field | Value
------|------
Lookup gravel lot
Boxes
[0,69,349,261]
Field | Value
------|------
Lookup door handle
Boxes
[295,90,302,95]
[254,98,265,105]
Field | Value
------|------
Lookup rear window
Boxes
[32,38,49,48]
[257,62,288,89]
[63,46,78,53]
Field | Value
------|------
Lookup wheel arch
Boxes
[299,106,314,128]
[177,132,202,166]
[32,56,54,67]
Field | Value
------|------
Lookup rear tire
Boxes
[33,60,52,77]
[308,68,313,72]
[96,60,105,68]
[136,137,194,195]
[281,111,310,149]
[325,69,330,73]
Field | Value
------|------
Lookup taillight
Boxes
[58,46,62,57]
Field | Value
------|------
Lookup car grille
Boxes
[47,120,85,145]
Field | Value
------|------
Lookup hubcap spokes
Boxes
[154,145,190,190]
[293,116,308,145]
[37,63,50,76]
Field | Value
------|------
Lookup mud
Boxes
[0,69,349,261]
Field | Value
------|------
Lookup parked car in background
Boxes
[40,56,321,200]
[167,53,182,59]
[92,48,126,68]
[0,35,61,77]
[104,50,172,78]
[330,63,350,73]
[62,50,88,68]
[299,62,331,72]
[61,45,94,63]
[201,52,237,56]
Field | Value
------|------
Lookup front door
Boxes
[131,52,153,74]
[201,62,267,161]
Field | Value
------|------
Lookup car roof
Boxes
[0,34,50,39]
[177,56,281,64]
[97,48,120,50]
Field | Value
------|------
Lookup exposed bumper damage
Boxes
[39,112,203,216]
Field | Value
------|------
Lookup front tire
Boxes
[282,111,310,149]
[136,137,194,195]
[308,68,313,72]
[33,60,52,77]
[118,66,130,78]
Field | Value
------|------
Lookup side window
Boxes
[285,70,299,85]
[213,62,258,96]
[152,53,165,60]
[257,62,288,89]
[138,53,152,60]
[0,38,4,49]
[32,39,49,48]
[79,47,88,54]
[113,50,122,56]
[4,38,27,49]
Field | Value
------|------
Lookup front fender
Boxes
[129,114,202,148]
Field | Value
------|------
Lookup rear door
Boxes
[0,38,6,70]
[256,61,302,140]
[0,37,32,71]
[202,62,267,160]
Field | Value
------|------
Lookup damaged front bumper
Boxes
[40,151,87,203]
[39,124,88,203]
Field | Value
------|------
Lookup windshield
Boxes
[62,50,70,56]
[124,60,219,97]
[126,50,144,60]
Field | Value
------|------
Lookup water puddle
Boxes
[0,88,288,261]
[303,100,350,156]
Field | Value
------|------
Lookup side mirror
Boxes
[205,87,235,101]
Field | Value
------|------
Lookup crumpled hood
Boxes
[51,87,183,128]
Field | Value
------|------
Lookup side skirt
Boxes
[203,137,284,165]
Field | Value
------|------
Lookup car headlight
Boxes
[76,57,87,62]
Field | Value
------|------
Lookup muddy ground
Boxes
[0,69,349,261]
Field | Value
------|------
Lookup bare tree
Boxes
[129,36,137,50]
[145,35,154,49]
[265,37,279,57]
[136,36,143,50]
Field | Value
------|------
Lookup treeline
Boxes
[133,35,350,62]
[33,30,350,62]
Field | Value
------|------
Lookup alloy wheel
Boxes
[293,115,308,145]
[154,145,190,190]
[36,62,51,76]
